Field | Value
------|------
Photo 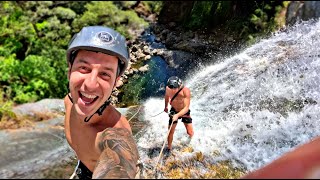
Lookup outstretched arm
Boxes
[242,136,320,179]
[93,128,140,179]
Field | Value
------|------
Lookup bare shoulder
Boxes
[98,128,134,146]
[183,87,191,96]
[108,106,132,132]
[165,86,171,94]
[120,114,132,131]
[93,127,139,178]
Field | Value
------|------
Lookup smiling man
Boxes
[64,26,139,179]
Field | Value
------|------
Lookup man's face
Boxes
[168,84,177,89]
[167,85,180,93]
[68,50,119,117]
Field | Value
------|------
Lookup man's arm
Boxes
[242,136,320,179]
[93,128,139,179]
[164,87,170,112]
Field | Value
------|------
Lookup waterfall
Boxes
[137,19,320,174]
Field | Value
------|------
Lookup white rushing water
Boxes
[137,19,320,173]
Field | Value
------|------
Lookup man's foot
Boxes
[186,136,192,144]
[163,147,171,156]
[181,136,193,145]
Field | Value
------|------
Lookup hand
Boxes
[164,107,168,113]
[172,114,179,122]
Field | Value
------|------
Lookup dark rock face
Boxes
[286,1,320,26]
[158,1,195,25]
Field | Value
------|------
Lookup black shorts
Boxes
[76,160,93,179]
[169,107,192,125]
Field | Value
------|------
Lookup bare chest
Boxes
[65,114,102,168]
[169,91,185,108]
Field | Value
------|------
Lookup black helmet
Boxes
[66,26,129,77]
[167,76,182,89]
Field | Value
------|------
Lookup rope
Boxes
[69,160,80,179]
[128,105,142,122]
[153,118,175,173]
[69,171,76,179]
[149,111,165,118]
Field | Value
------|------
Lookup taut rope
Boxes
[153,119,175,173]
[128,105,142,122]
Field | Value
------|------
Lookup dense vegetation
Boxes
[0,1,151,104]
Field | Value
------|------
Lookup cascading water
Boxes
[136,19,320,176]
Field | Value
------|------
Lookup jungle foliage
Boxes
[0,1,152,105]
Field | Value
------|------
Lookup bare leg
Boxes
[167,123,178,150]
[184,123,194,138]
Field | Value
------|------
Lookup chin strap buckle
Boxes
[84,97,111,122]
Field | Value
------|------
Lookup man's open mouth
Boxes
[79,92,99,105]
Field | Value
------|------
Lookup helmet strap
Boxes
[66,84,111,123]
[85,80,118,122]
[67,81,73,103]
[84,96,111,122]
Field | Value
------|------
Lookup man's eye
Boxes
[77,66,91,73]
[80,66,87,70]
[79,66,89,71]
[100,72,110,77]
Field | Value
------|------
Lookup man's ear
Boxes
[113,76,121,88]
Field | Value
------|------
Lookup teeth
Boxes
[81,92,97,99]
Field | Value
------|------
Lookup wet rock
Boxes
[13,99,65,117]
[139,64,149,72]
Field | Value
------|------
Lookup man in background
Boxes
[164,76,194,152]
